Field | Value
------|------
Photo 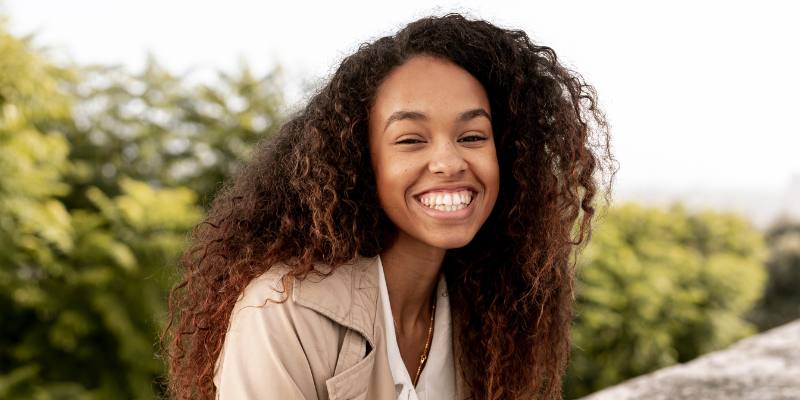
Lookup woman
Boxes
[164,13,616,400]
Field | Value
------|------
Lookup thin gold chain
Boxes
[393,292,436,387]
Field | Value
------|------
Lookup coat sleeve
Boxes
[213,276,320,400]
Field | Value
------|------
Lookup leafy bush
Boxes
[565,202,768,399]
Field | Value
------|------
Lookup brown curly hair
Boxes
[162,12,617,400]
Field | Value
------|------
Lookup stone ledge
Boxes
[580,319,800,400]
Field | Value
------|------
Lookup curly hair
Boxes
[163,12,616,400]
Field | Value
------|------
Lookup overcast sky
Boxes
[3,0,798,195]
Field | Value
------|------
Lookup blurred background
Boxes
[0,1,797,399]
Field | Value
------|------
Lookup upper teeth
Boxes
[418,190,474,206]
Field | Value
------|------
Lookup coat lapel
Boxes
[293,256,385,400]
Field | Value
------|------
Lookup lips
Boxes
[413,191,477,220]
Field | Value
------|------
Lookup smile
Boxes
[414,189,477,220]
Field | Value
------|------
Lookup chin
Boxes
[426,235,475,250]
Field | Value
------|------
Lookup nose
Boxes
[428,139,467,176]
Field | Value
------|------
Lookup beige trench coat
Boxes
[213,254,470,400]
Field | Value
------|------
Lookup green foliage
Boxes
[748,216,800,331]
[565,202,768,399]
[1,10,286,395]
[0,16,222,399]
[48,54,286,211]
[1,176,201,399]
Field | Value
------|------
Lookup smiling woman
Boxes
[369,55,500,251]
[163,13,616,400]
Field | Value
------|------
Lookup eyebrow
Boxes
[383,108,491,133]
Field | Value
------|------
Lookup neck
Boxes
[380,232,444,337]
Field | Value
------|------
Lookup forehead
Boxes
[369,55,491,124]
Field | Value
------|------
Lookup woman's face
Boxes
[368,54,500,251]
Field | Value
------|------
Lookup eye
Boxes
[396,138,425,145]
[459,135,487,143]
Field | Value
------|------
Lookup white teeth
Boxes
[418,190,475,212]
[432,204,466,212]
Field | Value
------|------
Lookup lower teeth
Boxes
[427,203,468,212]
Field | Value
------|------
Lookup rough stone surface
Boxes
[580,320,800,400]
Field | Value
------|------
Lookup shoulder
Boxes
[216,256,384,399]
[225,261,348,340]
[231,259,352,314]
[217,260,354,399]
[214,264,354,398]
[226,256,373,338]
[232,262,296,311]
[225,254,378,347]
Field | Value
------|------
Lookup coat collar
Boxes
[291,254,378,348]
[290,254,469,399]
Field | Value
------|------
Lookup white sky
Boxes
[3,0,799,194]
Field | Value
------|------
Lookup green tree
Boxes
[565,202,768,399]
[49,55,286,211]
[0,17,78,395]
[1,17,202,399]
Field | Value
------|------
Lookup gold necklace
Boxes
[393,293,436,387]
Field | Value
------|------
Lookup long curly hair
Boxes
[163,12,616,400]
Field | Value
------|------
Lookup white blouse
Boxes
[377,255,456,400]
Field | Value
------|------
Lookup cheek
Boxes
[374,158,413,206]
[476,149,500,193]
